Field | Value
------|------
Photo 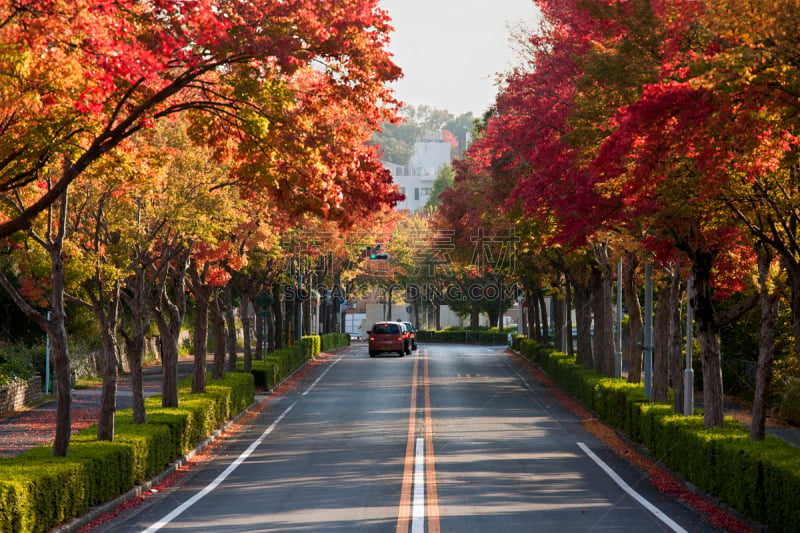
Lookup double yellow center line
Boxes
[397,352,440,533]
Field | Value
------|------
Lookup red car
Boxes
[368,322,409,357]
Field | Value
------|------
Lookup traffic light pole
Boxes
[296,270,303,342]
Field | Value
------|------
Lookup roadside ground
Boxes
[0,356,195,458]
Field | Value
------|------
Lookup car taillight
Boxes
[397,337,402,341]
[370,337,375,341]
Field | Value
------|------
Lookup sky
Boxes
[379,0,541,117]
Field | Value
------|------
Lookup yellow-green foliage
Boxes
[416,329,509,345]
[321,332,350,351]
[241,332,349,389]
[0,371,254,532]
[302,335,321,358]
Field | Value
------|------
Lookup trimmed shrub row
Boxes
[0,371,255,533]
[417,329,511,345]
[241,333,351,390]
[321,332,350,353]
[516,338,800,533]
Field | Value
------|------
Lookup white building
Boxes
[367,135,470,330]
[384,138,451,212]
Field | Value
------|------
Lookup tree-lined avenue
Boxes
[93,344,725,532]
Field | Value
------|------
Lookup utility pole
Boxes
[643,257,653,398]
[684,276,695,416]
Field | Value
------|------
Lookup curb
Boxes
[50,344,353,533]
[51,397,263,533]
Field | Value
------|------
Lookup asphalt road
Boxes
[93,344,726,532]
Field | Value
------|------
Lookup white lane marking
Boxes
[412,437,425,533]
[577,442,687,533]
[143,402,297,533]
[302,357,342,396]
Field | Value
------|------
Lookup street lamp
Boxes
[684,276,694,416]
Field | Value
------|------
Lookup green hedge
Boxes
[239,332,350,390]
[516,338,800,533]
[0,371,255,533]
[321,332,350,352]
[416,329,511,345]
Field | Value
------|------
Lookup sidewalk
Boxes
[0,359,195,458]
[724,399,800,447]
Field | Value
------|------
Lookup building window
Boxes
[420,188,432,198]
[399,187,406,196]
[414,187,420,200]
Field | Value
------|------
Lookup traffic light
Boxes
[369,243,381,258]
[368,243,389,260]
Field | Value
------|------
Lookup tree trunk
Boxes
[692,250,725,428]
[120,264,150,424]
[339,296,347,334]
[538,290,549,344]
[193,288,210,391]
[303,288,312,335]
[573,282,594,369]
[210,291,226,380]
[594,246,616,377]
[50,309,72,457]
[267,307,276,354]
[783,258,800,363]
[589,269,606,374]
[285,290,294,344]
[39,191,72,457]
[93,282,122,441]
[470,299,480,331]
[487,309,499,330]
[154,292,182,409]
[531,288,541,340]
[187,262,214,394]
[526,288,537,340]
[154,309,180,407]
[272,284,284,350]
[625,252,644,383]
[50,192,73,456]
[751,249,781,441]
[552,292,563,352]
[224,285,238,372]
[241,293,253,373]
[497,279,505,332]
[653,283,671,403]
[123,333,146,424]
[154,251,189,408]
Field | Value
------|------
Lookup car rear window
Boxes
[373,323,399,334]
